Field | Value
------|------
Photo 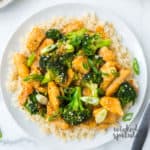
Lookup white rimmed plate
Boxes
[0,3,147,150]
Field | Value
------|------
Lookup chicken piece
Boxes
[53,119,69,130]
[93,107,108,124]
[93,108,119,124]
[81,119,97,128]
[96,26,107,39]
[26,27,45,52]
[30,81,40,89]
[63,68,74,87]
[18,83,33,105]
[72,56,90,74]
[30,50,42,75]
[36,86,48,94]
[100,61,118,90]
[18,64,29,78]
[103,112,119,124]
[62,20,84,33]
[14,53,29,78]
[97,123,110,130]
[47,103,54,116]
[14,53,26,64]
[38,38,54,53]
[128,79,139,93]
[106,68,131,96]
[30,58,40,74]
[29,80,48,94]
[47,81,60,115]
[99,47,116,62]
[100,97,124,116]
[82,87,91,96]
[102,61,121,70]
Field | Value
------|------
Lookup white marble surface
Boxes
[0,0,150,150]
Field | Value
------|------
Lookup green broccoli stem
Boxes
[69,87,83,111]
[98,39,111,48]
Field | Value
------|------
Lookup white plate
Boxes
[0,3,147,150]
[0,0,13,8]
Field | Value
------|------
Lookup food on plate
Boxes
[8,14,138,140]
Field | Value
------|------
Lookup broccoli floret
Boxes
[39,106,47,117]
[81,56,103,96]
[88,56,104,74]
[116,82,137,107]
[63,87,76,98]
[64,43,74,53]
[39,52,58,71]
[59,53,74,68]
[24,91,47,116]
[82,34,111,55]
[61,87,92,125]
[82,56,103,84]
[55,37,75,54]
[39,54,68,84]
[42,62,68,84]
[48,61,68,83]
[88,55,105,68]
[66,28,86,49]
[65,29,111,54]
[24,91,39,114]
[46,29,62,41]
[39,55,51,71]
[81,56,103,84]
[83,71,102,85]
[41,70,55,84]
[58,87,76,107]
